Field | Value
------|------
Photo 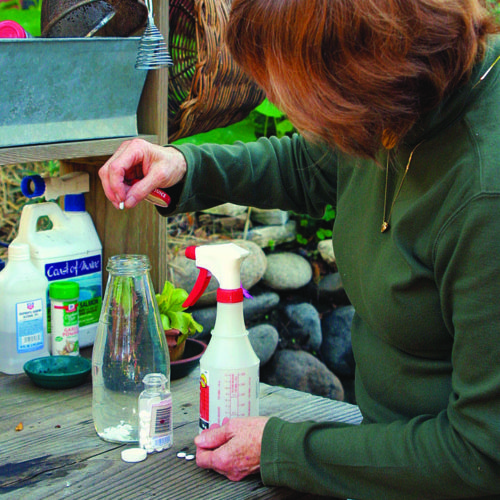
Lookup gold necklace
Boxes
[381,142,422,233]
[380,53,499,234]
[472,54,500,89]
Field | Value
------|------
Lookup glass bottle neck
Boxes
[107,254,151,276]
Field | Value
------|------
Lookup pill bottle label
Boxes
[139,396,173,452]
[16,299,44,353]
[51,301,79,356]
[150,397,173,448]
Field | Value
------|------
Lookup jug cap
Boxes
[65,194,86,212]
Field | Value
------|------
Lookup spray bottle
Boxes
[183,243,260,431]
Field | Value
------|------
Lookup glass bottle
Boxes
[92,255,170,443]
[139,373,173,453]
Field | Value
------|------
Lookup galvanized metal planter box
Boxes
[0,37,147,148]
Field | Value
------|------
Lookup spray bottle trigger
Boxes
[183,267,212,308]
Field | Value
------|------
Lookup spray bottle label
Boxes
[44,255,102,331]
[16,299,45,353]
[199,371,210,430]
[199,367,259,431]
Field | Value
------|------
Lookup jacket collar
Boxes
[402,34,500,149]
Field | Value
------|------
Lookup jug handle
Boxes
[16,202,68,241]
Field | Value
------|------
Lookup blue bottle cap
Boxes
[21,175,46,198]
[64,194,86,212]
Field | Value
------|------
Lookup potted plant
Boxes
[156,280,203,361]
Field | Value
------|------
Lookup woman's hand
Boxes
[98,138,187,209]
[194,417,270,481]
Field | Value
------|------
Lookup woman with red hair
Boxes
[99,1,500,497]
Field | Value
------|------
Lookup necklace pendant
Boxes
[381,221,389,233]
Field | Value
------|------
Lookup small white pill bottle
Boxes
[138,373,173,453]
[49,281,79,356]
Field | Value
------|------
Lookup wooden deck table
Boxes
[0,348,361,500]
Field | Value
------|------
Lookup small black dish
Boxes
[171,338,207,380]
[23,356,91,389]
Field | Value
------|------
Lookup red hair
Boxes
[226,0,499,158]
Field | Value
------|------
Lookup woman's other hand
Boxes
[194,417,270,481]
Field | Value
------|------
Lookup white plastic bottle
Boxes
[12,195,102,347]
[0,242,50,374]
[183,243,260,431]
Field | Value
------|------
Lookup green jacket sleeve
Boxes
[260,193,500,500]
[160,134,338,218]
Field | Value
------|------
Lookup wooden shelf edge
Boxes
[0,135,158,165]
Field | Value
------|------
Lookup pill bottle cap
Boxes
[0,20,28,38]
[49,281,79,300]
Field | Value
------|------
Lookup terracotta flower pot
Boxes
[164,329,186,362]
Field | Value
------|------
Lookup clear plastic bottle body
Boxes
[138,373,173,453]
[92,255,170,443]
[199,302,260,431]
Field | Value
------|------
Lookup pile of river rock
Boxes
[167,204,356,404]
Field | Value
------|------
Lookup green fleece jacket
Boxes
[161,37,500,499]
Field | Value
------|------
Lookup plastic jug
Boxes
[12,197,102,347]
[0,242,50,374]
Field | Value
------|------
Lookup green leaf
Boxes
[156,281,203,335]
[172,116,257,145]
[276,119,295,138]
[254,99,286,118]
[167,311,190,333]
[296,234,308,245]
[316,228,333,240]
[113,276,133,315]
[323,205,336,222]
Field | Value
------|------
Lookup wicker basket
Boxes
[168,0,265,142]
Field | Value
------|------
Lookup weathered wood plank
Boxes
[260,384,362,425]
[0,355,355,500]
[0,136,158,165]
